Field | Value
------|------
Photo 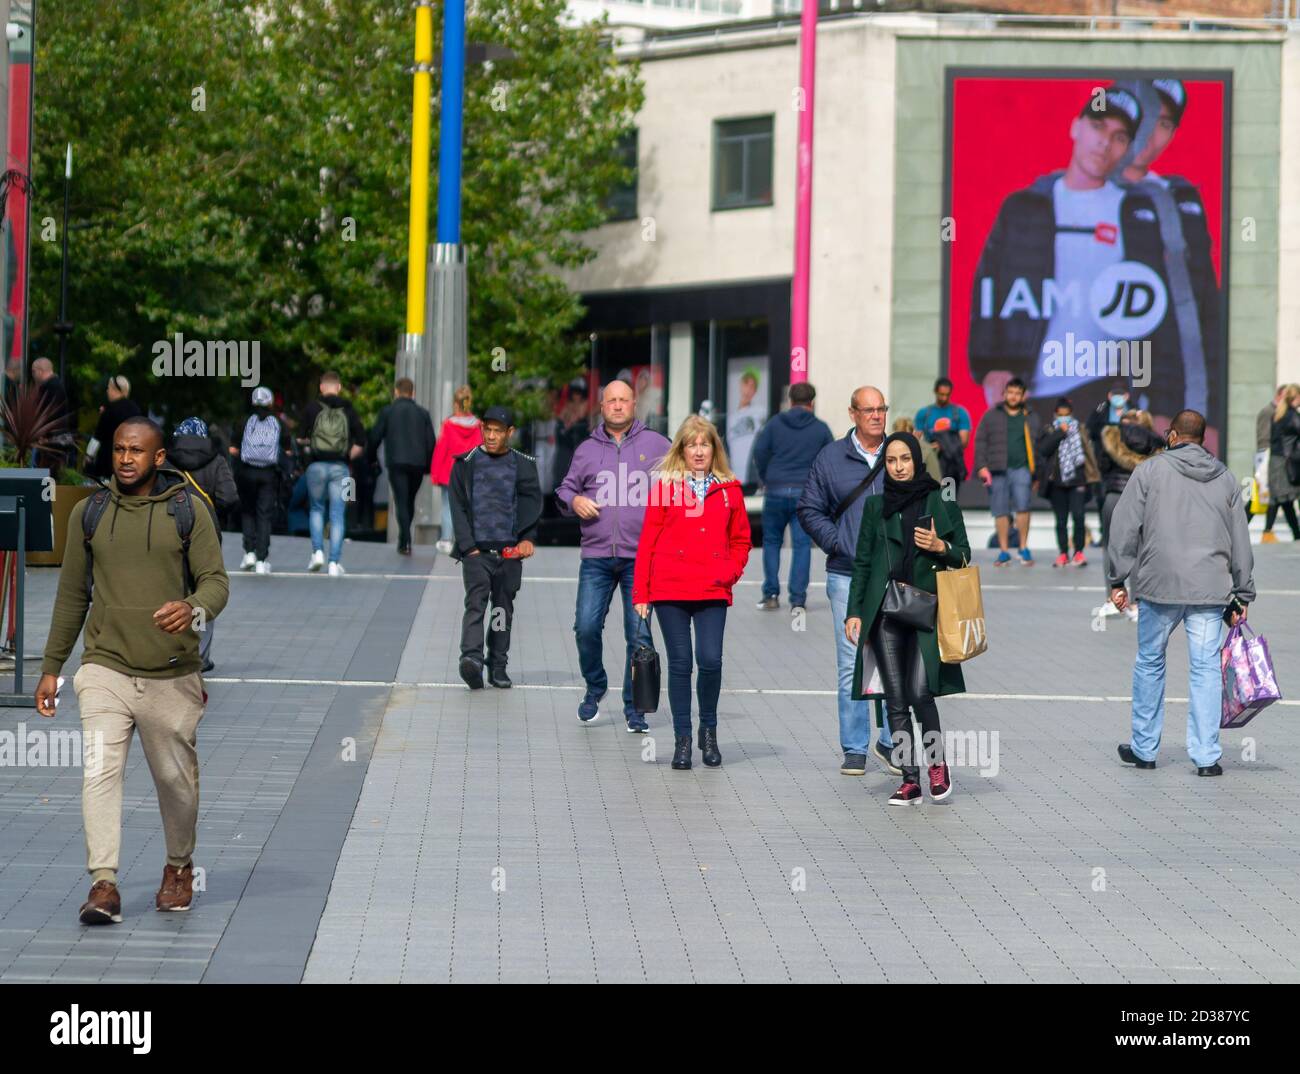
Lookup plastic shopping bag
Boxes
[1221,622,1282,729]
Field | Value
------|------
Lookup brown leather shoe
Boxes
[155,862,194,912]
[79,880,122,925]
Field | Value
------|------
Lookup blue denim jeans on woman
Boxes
[827,571,891,756]
[654,600,727,737]
[761,489,812,605]
[1130,601,1225,768]
[307,460,349,563]
[575,557,652,716]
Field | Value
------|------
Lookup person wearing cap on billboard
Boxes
[231,386,288,574]
[1111,76,1221,443]
[970,86,1142,429]
[447,405,543,690]
[970,79,1221,439]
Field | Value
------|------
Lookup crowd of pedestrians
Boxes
[19,350,1273,923]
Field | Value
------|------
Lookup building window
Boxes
[713,116,773,211]
[604,130,638,222]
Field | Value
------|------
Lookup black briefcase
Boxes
[630,642,661,714]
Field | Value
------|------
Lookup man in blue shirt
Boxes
[915,377,971,489]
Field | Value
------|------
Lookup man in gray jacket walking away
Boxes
[1107,410,1254,776]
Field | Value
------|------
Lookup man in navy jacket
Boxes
[753,382,832,611]
[797,386,896,777]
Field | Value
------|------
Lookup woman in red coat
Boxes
[430,385,484,554]
[634,415,751,770]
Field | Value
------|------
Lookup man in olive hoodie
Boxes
[35,417,229,925]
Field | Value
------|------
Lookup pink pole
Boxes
[789,0,817,386]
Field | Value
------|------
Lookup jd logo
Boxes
[959,616,986,651]
[1090,261,1167,338]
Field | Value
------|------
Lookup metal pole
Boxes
[402,3,433,352]
[436,0,466,245]
[55,143,70,383]
[14,497,24,695]
[789,0,817,386]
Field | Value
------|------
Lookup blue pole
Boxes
[436,0,466,244]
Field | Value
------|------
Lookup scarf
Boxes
[686,473,715,503]
[879,432,940,583]
[1058,419,1086,485]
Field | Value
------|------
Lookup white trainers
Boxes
[240,552,257,571]
[255,560,271,575]
[435,539,453,555]
[328,562,345,577]
[308,550,325,572]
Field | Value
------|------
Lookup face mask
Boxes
[1109,394,1128,409]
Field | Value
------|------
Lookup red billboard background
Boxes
[943,72,1228,464]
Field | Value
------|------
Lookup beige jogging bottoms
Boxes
[74,663,205,883]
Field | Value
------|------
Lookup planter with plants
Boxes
[0,383,94,567]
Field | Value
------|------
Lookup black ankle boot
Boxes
[698,726,722,767]
[671,735,692,770]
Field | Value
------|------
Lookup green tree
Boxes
[28,0,641,430]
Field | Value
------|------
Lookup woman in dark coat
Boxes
[88,375,142,479]
[1264,384,1300,542]
[844,432,971,805]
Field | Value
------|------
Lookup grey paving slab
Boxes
[300,535,1300,983]
[6,522,1300,983]
[0,534,426,983]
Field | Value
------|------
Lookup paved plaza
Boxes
[1,522,1298,983]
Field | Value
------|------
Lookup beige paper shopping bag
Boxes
[936,563,988,664]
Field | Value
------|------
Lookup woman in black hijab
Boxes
[844,432,971,805]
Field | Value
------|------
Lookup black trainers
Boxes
[1197,762,1223,777]
[888,780,923,806]
[698,726,722,767]
[459,656,484,690]
[1117,743,1155,769]
[840,753,867,776]
[488,668,512,689]
[873,739,903,776]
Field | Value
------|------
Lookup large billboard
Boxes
[942,69,1230,458]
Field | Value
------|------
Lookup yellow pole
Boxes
[406,4,434,335]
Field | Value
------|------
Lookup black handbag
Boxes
[881,525,937,631]
[630,616,661,713]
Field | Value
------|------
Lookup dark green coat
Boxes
[847,489,971,700]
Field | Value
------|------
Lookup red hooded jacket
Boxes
[430,415,483,486]
[633,478,751,605]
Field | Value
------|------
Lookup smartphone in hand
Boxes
[916,514,934,531]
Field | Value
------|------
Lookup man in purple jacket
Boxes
[556,378,671,731]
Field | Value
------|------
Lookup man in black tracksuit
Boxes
[969,84,1220,430]
[449,406,542,690]
[367,377,436,555]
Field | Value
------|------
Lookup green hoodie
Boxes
[42,469,230,679]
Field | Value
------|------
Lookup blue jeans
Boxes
[654,600,727,737]
[762,489,812,605]
[1131,601,1225,767]
[575,557,652,716]
[827,571,891,755]
[307,460,349,563]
